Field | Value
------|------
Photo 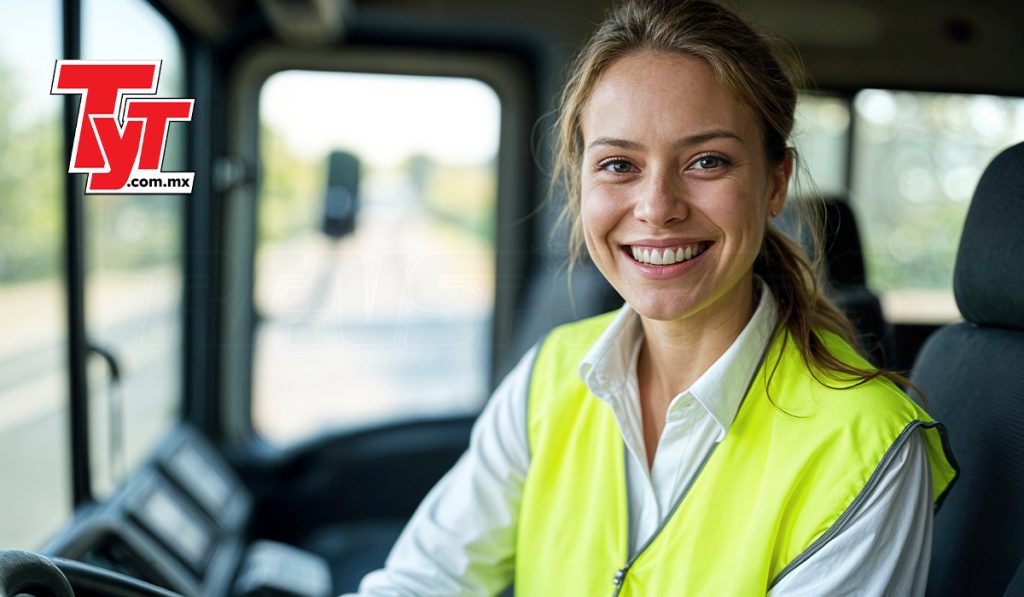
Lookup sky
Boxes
[260,70,501,168]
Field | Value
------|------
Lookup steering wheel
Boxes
[0,550,73,597]
[0,550,183,597]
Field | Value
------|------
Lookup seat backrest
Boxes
[503,257,622,376]
[818,198,894,367]
[819,198,867,286]
[911,141,1024,596]
[1006,559,1024,597]
[776,197,893,366]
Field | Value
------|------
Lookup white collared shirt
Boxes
[579,285,782,555]
[350,287,934,596]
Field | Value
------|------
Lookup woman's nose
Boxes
[633,168,688,226]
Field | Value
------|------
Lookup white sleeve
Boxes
[769,430,934,597]
[344,346,537,597]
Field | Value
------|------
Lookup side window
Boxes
[254,71,500,443]
[0,0,70,549]
[850,90,1024,322]
[794,91,1024,324]
[793,93,850,198]
[81,0,185,495]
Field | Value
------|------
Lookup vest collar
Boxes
[578,280,779,441]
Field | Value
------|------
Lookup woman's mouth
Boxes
[627,241,711,266]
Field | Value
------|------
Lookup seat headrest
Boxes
[774,197,866,287]
[954,141,1024,329]
[820,199,866,287]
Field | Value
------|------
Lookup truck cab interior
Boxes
[0,0,1022,595]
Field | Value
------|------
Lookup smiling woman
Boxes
[577,52,790,464]
[579,53,784,332]
[347,1,957,596]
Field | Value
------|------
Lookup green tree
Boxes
[0,60,62,283]
[258,123,324,243]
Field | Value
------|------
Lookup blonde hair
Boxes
[553,0,908,391]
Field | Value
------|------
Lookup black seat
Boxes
[777,197,893,367]
[504,256,623,376]
[1007,559,1024,597]
[818,198,894,367]
[911,141,1024,596]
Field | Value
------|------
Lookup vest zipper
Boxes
[610,444,718,596]
[612,566,629,590]
[610,328,777,595]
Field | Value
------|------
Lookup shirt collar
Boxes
[577,301,642,398]
[578,281,779,441]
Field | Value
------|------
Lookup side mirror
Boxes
[321,150,360,240]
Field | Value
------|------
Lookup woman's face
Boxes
[580,51,789,325]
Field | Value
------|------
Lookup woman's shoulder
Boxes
[768,327,920,424]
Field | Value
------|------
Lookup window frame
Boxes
[221,44,537,442]
[58,0,193,509]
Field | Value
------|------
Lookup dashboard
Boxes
[41,425,330,597]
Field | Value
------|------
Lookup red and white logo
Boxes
[50,60,195,194]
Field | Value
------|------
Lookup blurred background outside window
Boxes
[81,0,186,499]
[793,90,1024,323]
[0,0,68,550]
[254,70,500,444]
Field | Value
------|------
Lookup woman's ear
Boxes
[768,151,794,219]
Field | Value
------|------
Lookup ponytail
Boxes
[756,218,915,396]
[553,0,920,403]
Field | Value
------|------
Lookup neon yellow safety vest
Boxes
[515,312,958,596]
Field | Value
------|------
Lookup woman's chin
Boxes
[626,297,700,323]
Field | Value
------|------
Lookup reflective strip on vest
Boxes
[515,313,958,596]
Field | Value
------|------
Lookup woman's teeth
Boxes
[630,242,707,266]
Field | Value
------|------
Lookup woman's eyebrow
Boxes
[586,129,744,152]
[677,129,743,147]
[587,137,644,151]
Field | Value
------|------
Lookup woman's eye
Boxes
[692,155,728,170]
[599,159,634,174]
